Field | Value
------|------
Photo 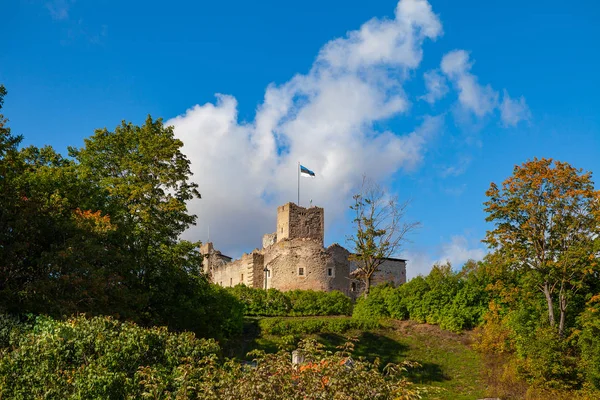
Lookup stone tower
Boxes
[276,202,324,245]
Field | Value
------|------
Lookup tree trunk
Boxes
[558,290,567,338]
[543,281,555,327]
[364,277,371,298]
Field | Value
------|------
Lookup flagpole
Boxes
[297,161,300,205]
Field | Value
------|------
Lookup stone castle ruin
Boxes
[200,202,407,297]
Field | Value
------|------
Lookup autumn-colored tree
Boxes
[484,158,600,337]
[348,177,419,297]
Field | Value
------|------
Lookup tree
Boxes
[484,158,600,337]
[68,116,201,287]
[347,177,419,297]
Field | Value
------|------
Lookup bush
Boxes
[226,286,352,317]
[146,271,245,340]
[0,316,418,399]
[352,262,489,332]
[288,290,353,316]
[513,327,580,389]
[0,315,220,399]
[259,317,378,335]
[352,284,394,322]
[578,294,600,389]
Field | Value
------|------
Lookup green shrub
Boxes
[513,327,579,389]
[578,294,600,389]
[0,315,220,399]
[288,289,353,316]
[0,316,418,399]
[352,285,393,322]
[226,286,352,317]
[352,262,489,333]
[258,317,378,335]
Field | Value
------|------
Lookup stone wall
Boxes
[371,258,407,287]
[325,244,353,296]
[262,232,277,249]
[262,238,350,294]
[276,203,324,245]
[348,258,407,298]
[212,251,264,288]
[200,203,407,297]
[199,242,232,277]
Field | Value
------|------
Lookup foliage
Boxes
[0,315,419,399]
[476,159,600,392]
[348,177,419,297]
[352,284,395,322]
[0,315,220,399]
[484,158,600,337]
[226,285,352,317]
[352,261,490,332]
[0,86,243,339]
[578,294,600,389]
[258,317,378,336]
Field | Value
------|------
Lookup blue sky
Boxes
[2,0,599,277]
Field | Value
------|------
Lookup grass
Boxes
[227,317,487,399]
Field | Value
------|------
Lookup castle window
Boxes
[298,267,305,276]
[351,282,356,292]
[327,267,334,277]
[240,273,244,283]
[230,278,232,286]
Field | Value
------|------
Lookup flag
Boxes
[300,164,316,178]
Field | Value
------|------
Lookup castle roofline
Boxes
[353,254,407,262]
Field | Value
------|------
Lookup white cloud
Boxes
[318,0,442,72]
[500,89,531,127]
[420,69,449,104]
[439,235,486,266]
[168,0,444,256]
[441,50,499,117]
[167,0,528,259]
[405,235,486,279]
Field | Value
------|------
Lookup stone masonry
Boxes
[200,202,407,297]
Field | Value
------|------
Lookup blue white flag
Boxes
[300,164,316,178]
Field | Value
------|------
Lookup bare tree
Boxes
[347,177,420,297]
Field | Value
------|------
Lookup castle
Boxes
[200,202,407,297]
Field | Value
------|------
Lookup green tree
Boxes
[484,158,600,337]
[68,116,201,288]
[347,177,419,297]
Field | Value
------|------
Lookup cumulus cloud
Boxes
[441,50,499,117]
[318,0,442,72]
[419,69,448,104]
[168,0,444,256]
[405,235,486,279]
[167,0,528,259]
[500,89,531,126]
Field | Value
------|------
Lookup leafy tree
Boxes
[484,158,600,337]
[347,177,419,297]
[0,101,243,337]
[68,116,201,287]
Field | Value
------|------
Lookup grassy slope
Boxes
[228,317,487,400]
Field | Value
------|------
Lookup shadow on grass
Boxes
[224,318,264,359]
[405,362,448,384]
[317,331,447,384]
[353,331,410,366]
[225,319,448,385]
